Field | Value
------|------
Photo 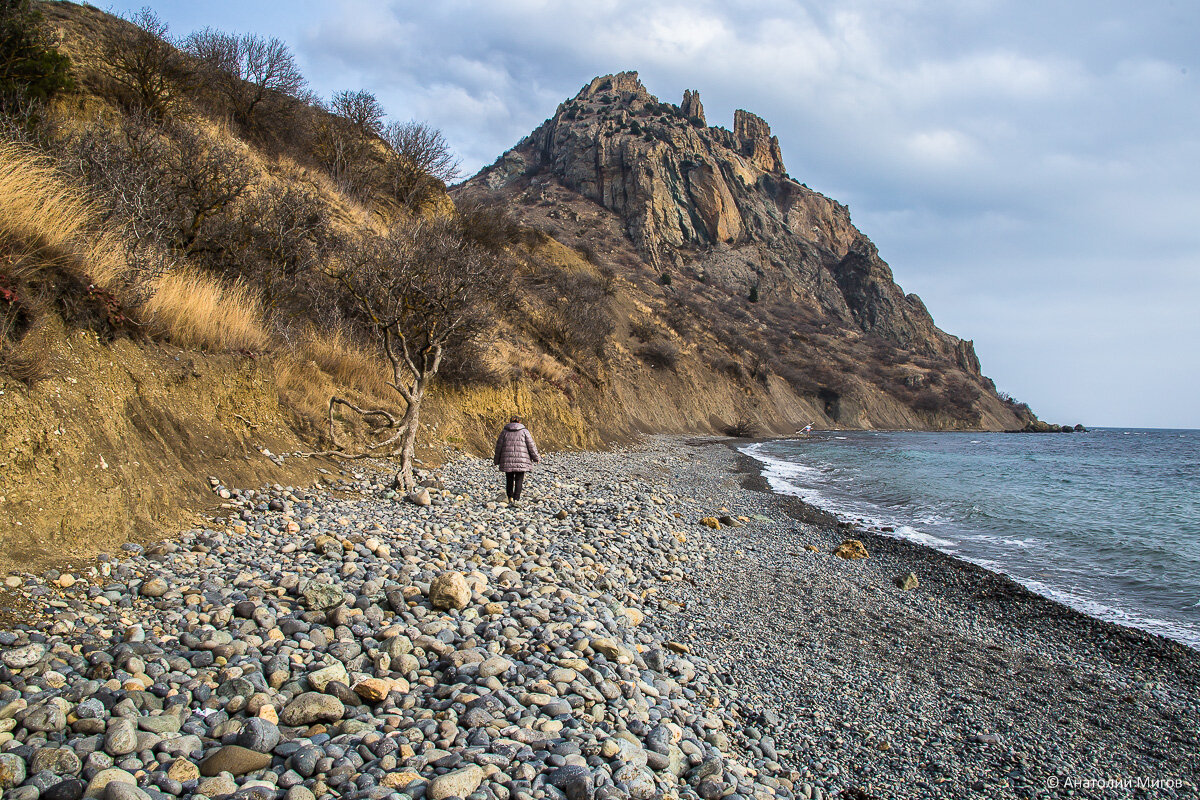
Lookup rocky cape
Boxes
[465,73,987,378]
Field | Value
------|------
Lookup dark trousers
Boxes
[505,471,526,501]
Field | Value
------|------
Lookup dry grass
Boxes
[0,142,126,288]
[140,269,269,352]
[300,329,394,398]
[513,350,572,385]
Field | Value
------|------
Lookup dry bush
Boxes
[724,417,759,438]
[0,140,132,381]
[629,317,658,343]
[140,268,268,352]
[514,350,572,385]
[637,337,679,370]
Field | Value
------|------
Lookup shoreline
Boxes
[0,435,1195,800]
[670,436,1200,796]
[726,440,1199,660]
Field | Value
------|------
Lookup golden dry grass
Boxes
[140,270,269,352]
[299,329,394,399]
[0,142,126,288]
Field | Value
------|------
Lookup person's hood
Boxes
[504,422,526,432]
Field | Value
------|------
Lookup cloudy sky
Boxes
[105,0,1200,428]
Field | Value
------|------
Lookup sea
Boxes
[741,428,1200,650]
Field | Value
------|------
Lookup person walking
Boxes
[494,416,540,504]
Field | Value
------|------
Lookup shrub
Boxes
[636,337,679,370]
[724,418,758,437]
[0,0,72,113]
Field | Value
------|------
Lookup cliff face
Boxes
[473,71,982,375]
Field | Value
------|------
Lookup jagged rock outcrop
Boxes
[681,89,705,124]
[471,71,981,369]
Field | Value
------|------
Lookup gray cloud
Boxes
[110,0,1200,427]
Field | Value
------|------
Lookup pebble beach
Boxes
[0,436,1197,800]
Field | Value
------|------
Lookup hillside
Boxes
[1,4,1034,569]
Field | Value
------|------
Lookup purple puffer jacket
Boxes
[494,422,540,472]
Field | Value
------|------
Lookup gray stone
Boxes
[104,719,138,757]
[0,753,27,788]
[279,693,344,726]
[235,718,280,753]
[140,578,169,598]
[300,582,344,611]
[427,765,484,800]
[104,783,152,800]
[2,643,46,669]
[30,747,82,776]
[548,765,594,800]
[83,768,137,800]
[22,702,67,733]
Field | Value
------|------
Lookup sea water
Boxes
[742,429,1200,649]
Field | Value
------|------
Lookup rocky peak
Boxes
[681,89,705,124]
[470,73,985,370]
[733,110,784,175]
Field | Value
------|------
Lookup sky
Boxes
[101,0,1200,428]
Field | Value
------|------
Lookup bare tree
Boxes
[100,8,188,119]
[330,89,385,138]
[321,217,509,487]
[314,89,385,196]
[382,120,460,208]
[183,28,307,126]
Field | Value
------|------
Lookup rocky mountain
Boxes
[459,71,1026,431]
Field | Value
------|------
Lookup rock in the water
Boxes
[427,765,484,800]
[430,571,471,610]
[279,692,345,726]
[894,572,919,590]
[200,745,273,777]
[834,539,869,559]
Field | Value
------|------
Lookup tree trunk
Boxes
[395,383,423,490]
